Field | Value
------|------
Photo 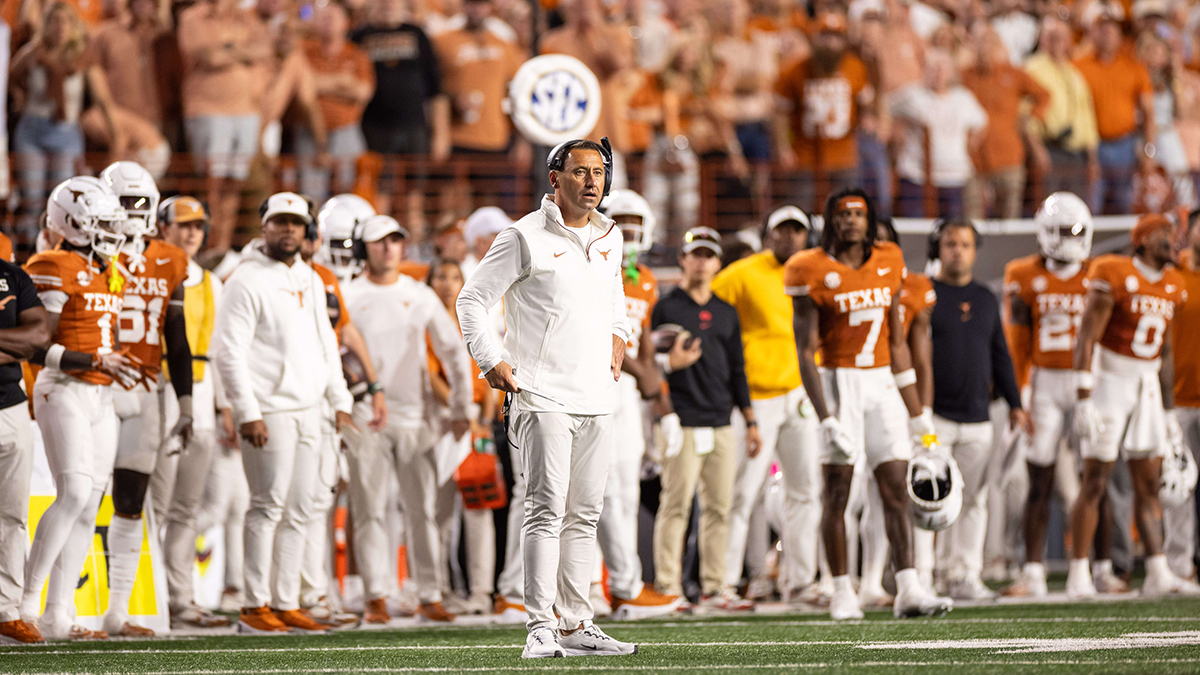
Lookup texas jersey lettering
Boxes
[623,264,658,357]
[1088,254,1186,360]
[784,241,906,369]
[118,239,189,380]
[1004,254,1090,369]
[899,272,936,336]
[26,250,125,385]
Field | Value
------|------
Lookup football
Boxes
[651,323,690,353]
[340,345,370,401]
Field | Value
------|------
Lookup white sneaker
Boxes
[1002,570,1048,598]
[948,578,997,601]
[170,603,232,628]
[1093,569,1131,594]
[219,589,243,614]
[894,587,952,618]
[558,622,637,656]
[1142,573,1200,598]
[698,590,754,612]
[746,576,776,601]
[858,588,894,609]
[522,627,565,658]
[830,586,863,620]
[589,583,612,617]
[1066,568,1097,600]
[463,593,493,615]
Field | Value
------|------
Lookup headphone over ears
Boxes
[258,195,319,241]
[158,195,212,248]
[352,220,368,262]
[547,137,614,199]
[926,218,983,262]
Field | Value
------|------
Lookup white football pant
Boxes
[596,377,644,600]
[194,447,249,595]
[163,429,218,612]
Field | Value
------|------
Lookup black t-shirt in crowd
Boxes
[0,260,42,410]
[651,287,752,428]
[352,23,441,130]
[930,279,1022,424]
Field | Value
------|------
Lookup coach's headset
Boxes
[547,136,614,199]
[258,195,320,242]
[157,195,212,249]
[926,217,983,261]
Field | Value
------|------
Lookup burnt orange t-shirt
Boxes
[1003,254,1090,371]
[962,64,1049,172]
[26,250,125,386]
[1088,254,1184,360]
[899,272,936,337]
[1073,50,1152,141]
[626,71,664,153]
[784,242,905,369]
[118,239,188,379]
[302,39,375,131]
[1174,250,1200,406]
[399,260,430,281]
[774,53,870,171]
[435,28,525,151]
[314,262,351,340]
[623,264,658,356]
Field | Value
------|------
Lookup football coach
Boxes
[457,138,636,659]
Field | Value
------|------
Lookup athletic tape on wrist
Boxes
[1076,371,1095,391]
[893,368,917,389]
[45,344,66,371]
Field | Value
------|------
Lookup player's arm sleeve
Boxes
[212,275,263,426]
[164,281,194,400]
[611,265,631,343]
[990,294,1023,411]
[315,272,353,416]
[427,293,473,420]
[456,227,528,374]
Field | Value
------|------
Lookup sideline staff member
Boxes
[457,138,636,659]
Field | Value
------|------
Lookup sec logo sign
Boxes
[508,55,602,146]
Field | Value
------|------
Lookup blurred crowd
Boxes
[4,0,1200,256]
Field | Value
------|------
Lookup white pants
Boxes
[195,447,249,593]
[163,429,219,612]
[931,415,994,584]
[820,368,911,468]
[23,372,118,623]
[0,404,34,622]
[1027,368,1078,467]
[300,420,340,608]
[347,417,443,604]
[1165,406,1200,578]
[113,385,173,475]
[1087,352,1168,462]
[597,377,644,600]
[511,409,610,631]
[241,409,322,610]
[497,423,527,603]
[725,387,821,593]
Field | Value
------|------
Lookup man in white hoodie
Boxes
[212,192,355,635]
[457,138,635,659]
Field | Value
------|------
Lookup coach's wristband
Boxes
[45,344,66,371]
[367,382,384,396]
[894,368,917,389]
[1076,371,1095,391]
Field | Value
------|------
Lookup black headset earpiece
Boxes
[304,197,320,242]
[926,219,945,262]
[546,137,614,199]
[351,220,368,261]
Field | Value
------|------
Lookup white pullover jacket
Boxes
[457,195,631,416]
[213,241,353,426]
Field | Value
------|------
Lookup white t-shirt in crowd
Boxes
[891,84,988,187]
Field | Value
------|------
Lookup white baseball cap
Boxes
[766,205,811,234]
[359,214,409,243]
[682,226,722,255]
[463,206,511,244]
[261,192,312,225]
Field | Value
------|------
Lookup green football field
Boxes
[3,597,1200,675]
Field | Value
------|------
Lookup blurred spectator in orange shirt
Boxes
[1073,1,1156,214]
[745,0,810,67]
[89,0,163,130]
[961,27,1049,218]
[774,12,874,213]
[301,3,375,201]
[177,0,271,251]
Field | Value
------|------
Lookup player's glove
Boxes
[660,412,684,459]
[165,394,194,455]
[820,416,857,460]
[94,349,145,390]
[909,407,938,448]
[1167,409,1184,450]
[1072,397,1105,443]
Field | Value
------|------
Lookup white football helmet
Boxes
[907,448,963,531]
[46,177,128,259]
[1161,439,1199,509]
[316,194,376,282]
[100,161,160,238]
[601,189,657,258]
[1035,192,1093,264]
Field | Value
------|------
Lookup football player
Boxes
[595,189,680,618]
[316,194,376,284]
[785,189,951,620]
[1166,210,1200,579]
[21,177,140,640]
[99,161,193,637]
[1068,213,1200,598]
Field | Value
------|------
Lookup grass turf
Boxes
[3,598,1199,674]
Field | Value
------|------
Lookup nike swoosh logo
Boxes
[583,644,599,650]
[877,268,890,276]
[554,252,566,258]
[156,258,171,265]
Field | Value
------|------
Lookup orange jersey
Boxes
[0,232,13,263]
[26,250,125,386]
[119,240,188,378]
[899,272,936,336]
[1003,255,1090,370]
[784,242,906,369]
[774,53,871,171]
[1087,254,1185,361]
[1174,252,1200,406]
[623,264,658,356]
[314,262,351,339]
